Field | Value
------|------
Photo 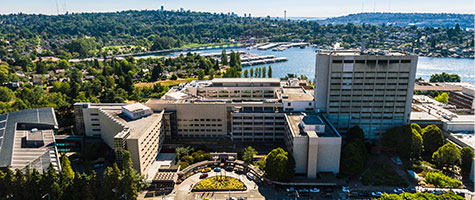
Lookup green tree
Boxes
[262,66,266,78]
[268,66,272,78]
[170,73,178,80]
[120,150,142,200]
[340,142,366,176]
[434,92,449,104]
[61,155,75,180]
[58,59,70,69]
[460,147,474,174]
[198,69,205,80]
[208,69,215,80]
[175,146,194,160]
[421,125,445,156]
[411,123,422,134]
[346,125,365,141]
[264,148,295,181]
[432,143,461,169]
[250,68,254,78]
[382,125,422,160]
[243,146,257,164]
[243,69,249,78]
[102,163,122,200]
[151,62,163,81]
[0,86,14,102]
[221,49,228,65]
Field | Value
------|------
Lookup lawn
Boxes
[361,159,408,187]
[134,78,197,87]
[193,176,246,191]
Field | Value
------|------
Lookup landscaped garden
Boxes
[361,158,408,187]
[193,176,246,191]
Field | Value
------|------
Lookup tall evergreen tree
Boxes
[250,68,254,78]
[262,66,266,78]
[221,49,228,65]
[243,69,249,78]
[268,66,273,78]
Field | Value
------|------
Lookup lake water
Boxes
[164,46,475,83]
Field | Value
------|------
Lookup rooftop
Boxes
[122,103,151,113]
[0,108,60,172]
[211,78,281,84]
[285,113,340,137]
[101,108,163,139]
[281,87,314,101]
[318,49,410,57]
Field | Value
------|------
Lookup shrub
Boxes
[193,176,246,191]
[424,172,461,188]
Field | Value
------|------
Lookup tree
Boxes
[340,142,366,176]
[262,66,266,78]
[208,69,215,80]
[243,146,257,164]
[102,164,122,200]
[268,66,272,78]
[0,86,14,102]
[264,148,295,181]
[411,123,422,135]
[434,92,448,104]
[170,73,178,80]
[243,69,249,78]
[151,62,163,81]
[382,125,422,160]
[421,125,445,156]
[58,59,70,69]
[175,146,194,160]
[346,125,365,141]
[250,68,254,78]
[198,69,205,80]
[120,150,142,200]
[460,147,474,174]
[432,143,461,169]
[61,155,75,180]
[36,61,47,74]
[221,49,228,65]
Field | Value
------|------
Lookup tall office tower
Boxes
[314,50,417,139]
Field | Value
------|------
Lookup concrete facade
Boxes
[315,50,417,139]
[74,103,166,176]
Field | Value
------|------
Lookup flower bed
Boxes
[192,176,246,191]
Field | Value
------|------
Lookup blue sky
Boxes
[0,0,473,17]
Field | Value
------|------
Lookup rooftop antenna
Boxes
[373,0,376,12]
[361,1,364,13]
[284,10,287,20]
[55,0,59,15]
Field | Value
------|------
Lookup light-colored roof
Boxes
[122,103,151,112]
[212,78,281,83]
[410,112,441,121]
[318,49,409,56]
[281,87,314,101]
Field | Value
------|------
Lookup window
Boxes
[92,124,100,126]
[92,129,101,131]
[287,102,291,106]
[90,113,98,116]
[332,60,343,63]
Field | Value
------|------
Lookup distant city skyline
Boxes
[0,0,473,17]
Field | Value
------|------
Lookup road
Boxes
[168,170,265,200]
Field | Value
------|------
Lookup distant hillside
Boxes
[319,13,474,28]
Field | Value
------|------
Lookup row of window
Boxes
[177,118,222,122]
[178,129,223,132]
[332,59,411,64]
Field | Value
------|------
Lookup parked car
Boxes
[298,188,309,193]
[235,169,244,174]
[310,188,320,193]
[226,197,236,200]
[199,173,208,179]
[286,187,296,193]
[225,166,234,172]
[342,186,350,193]
[393,188,404,194]
[358,191,370,197]
[213,167,221,172]
[201,167,211,173]
[246,172,254,180]
[371,192,382,197]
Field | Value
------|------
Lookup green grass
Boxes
[361,160,408,187]
[193,176,246,191]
